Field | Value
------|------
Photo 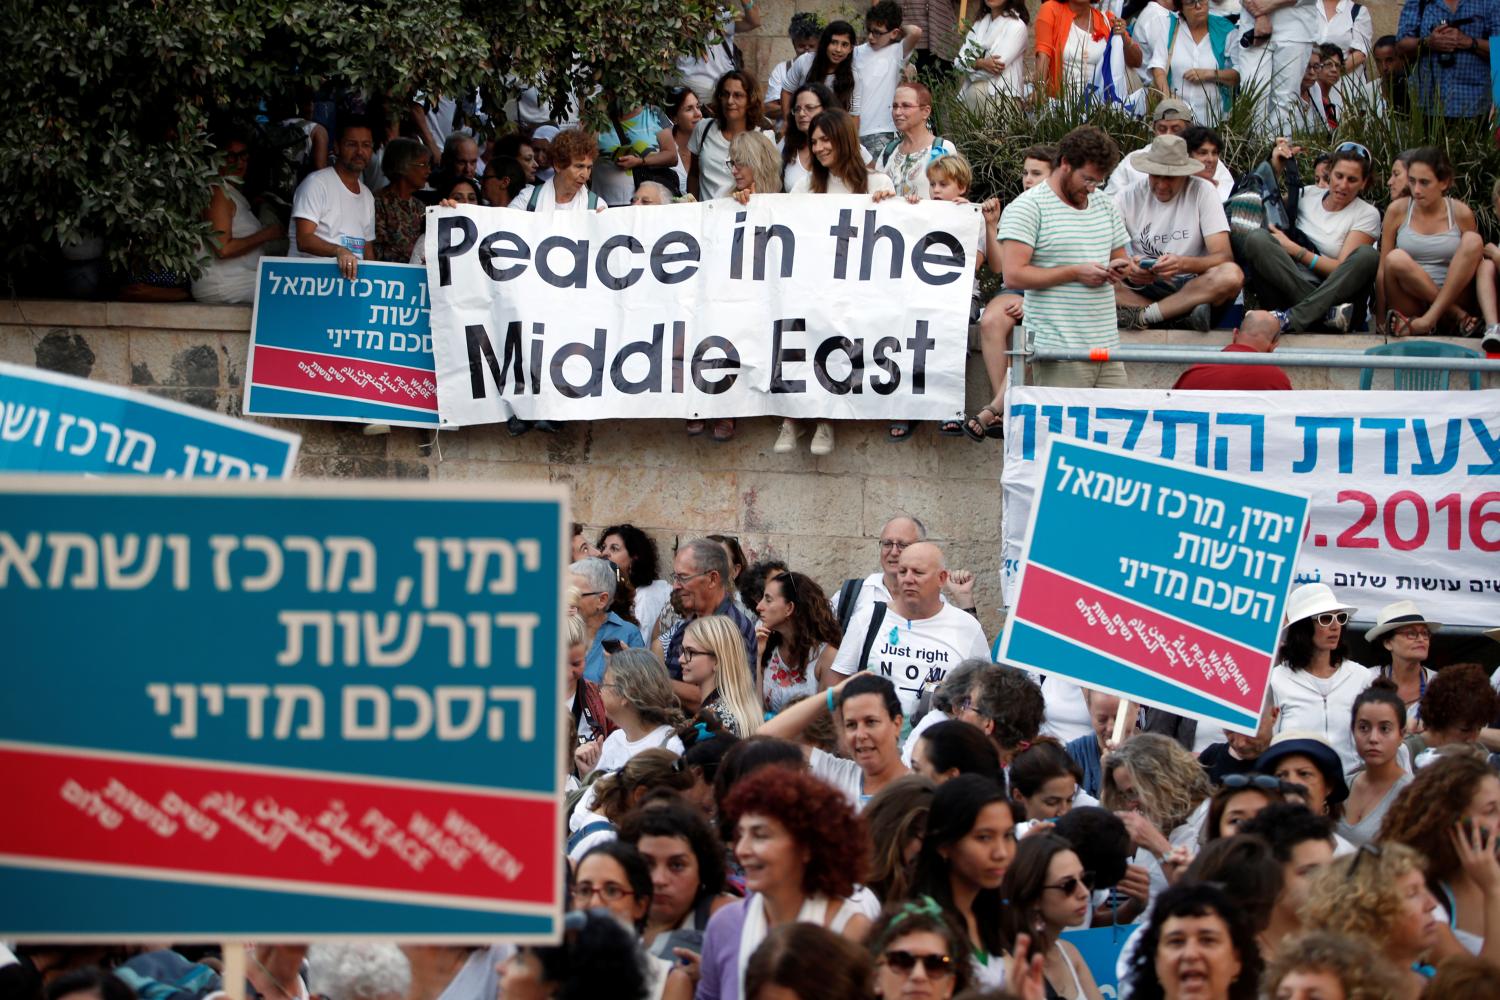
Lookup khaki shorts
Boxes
[1031,360,1129,388]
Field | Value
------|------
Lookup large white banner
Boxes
[1002,385,1500,627]
[425,196,981,424]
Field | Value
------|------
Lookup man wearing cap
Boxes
[1172,310,1292,389]
[1105,99,1234,195]
[1365,601,1440,727]
[1113,134,1243,332]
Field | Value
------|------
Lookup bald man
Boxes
[830,540,990,720]
[1172,310,1292,391]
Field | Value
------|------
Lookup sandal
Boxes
[1386,309,1412,338]
[963,405,1004,442]
[685,419,705,437]
[711,418,736,442]
[1457,314,1485,338]
[938,419,966,437]
[888,420,915,442]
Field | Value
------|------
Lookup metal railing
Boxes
[1011,344,1500,384]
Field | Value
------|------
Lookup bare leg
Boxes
[1384,249,1438,333]
[978,294,1021,401]
[1419,231,1483,328]
[1477,259,1498,326]
[1150,263,1245,320]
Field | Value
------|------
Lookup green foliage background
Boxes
[0,0,723,283]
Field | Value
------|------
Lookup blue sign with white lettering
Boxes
[0,477,567,940]
[0,362,299,478]
[999,438,1308,735]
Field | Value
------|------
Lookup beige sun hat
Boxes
[1127,134,1204,178]
[1364,600,1443,642]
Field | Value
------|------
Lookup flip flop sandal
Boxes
[685,419,706,436]
[1386,309,1413,338]
[938,419,965,436]
[888,421,915,442]
[711,418,736,442]
[1457,314,1485,338]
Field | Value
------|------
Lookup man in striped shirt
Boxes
[999,125,1131,388]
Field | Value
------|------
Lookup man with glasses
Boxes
[570,557,645,684]
[999,125,1131,389]
[655,538,757,706]
[830,541,989,722]
[832,515,974,631]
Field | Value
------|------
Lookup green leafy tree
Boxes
[0,0,723,284]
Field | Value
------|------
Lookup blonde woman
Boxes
[727,131,784,203]
[681,615,764,737]
[1101,733,1212,900]
[1301,842,1441,999]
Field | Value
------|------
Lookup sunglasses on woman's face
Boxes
[883,951,953,977]
[1043,872,1096,896]
[1314,611,1348,627]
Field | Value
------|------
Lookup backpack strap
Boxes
[566,819,615,854]
[858,601,888,672]
[587,190,600,210]
[526,183,543,211]
[835,577,863,633]
[881,137,901,164]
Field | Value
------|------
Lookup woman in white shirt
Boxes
[597,523,673,641]
[1267,583,1371,773]
[689,70,762,201]
[194,131,286,304]
[778,82,834,193]
[576,648,687,777]
[959,0,1030,106]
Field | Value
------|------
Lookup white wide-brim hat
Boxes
[1283,583,1357,626]
[1364,600,1443,642]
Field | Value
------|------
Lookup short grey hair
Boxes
[570,557,618,601]
[681,537,731,584]
[308,943,410,1000]
[883,514,928,539]
[932,657,990,713]
[443,132,479,157]
[636,180,673,201]
[381,136,428,182]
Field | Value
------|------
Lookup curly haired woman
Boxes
[1300,842,1440,999]
[1378,753,1500,960]
[697,767,872,1000]
[1101,734,1212,903]
[1261,931,1405,1000]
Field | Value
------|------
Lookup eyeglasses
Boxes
[672,570,711,586]
[1393,627,1431,639]
[882,951,954,977]
[726,158,740,169]
[891,102,925,111]
[1314,611,1349,627]
[879,540,912,552]
[577,590,605,599]
[1181,0,1208,7]
[1221,772,1300,795]
[1078,174,1104,190]
[571,882,635,903]
[1043,872,1096,896]
[680,646,716,663]
[1335,141,1370,161]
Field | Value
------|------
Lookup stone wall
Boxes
[2,299,1491,638]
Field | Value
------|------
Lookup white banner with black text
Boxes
[425,196,982,424]
[1001,385,1500,627]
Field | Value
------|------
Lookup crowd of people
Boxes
[11,525,1500,1000]
[180,2,1500,409]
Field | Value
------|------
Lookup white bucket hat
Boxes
[1364,601,1443,642]
[1283,583,1357,626]
[1127,134,1204,178]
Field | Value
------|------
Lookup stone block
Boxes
[432,459,553,484]
[0,300,107,328]
[0,327,32,365]
[292,419,393,457]
[809,419,1004,481]
[570,465,740,534]
[127,331,230,389]
[781,534,878,599]
[106,301,252,332]
[741,471,864,536]
[862,475,1002,542]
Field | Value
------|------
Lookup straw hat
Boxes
[1127,135,1204,178]
[1282,583,1357,626]
[1363,601,1443,642]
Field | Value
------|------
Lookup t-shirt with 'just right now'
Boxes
[998,181,1128,351]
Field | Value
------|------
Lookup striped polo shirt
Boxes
[999,181,1128,350]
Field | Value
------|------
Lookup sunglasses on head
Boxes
[1221,772,1300,796]
[1335,141,1371,161]
[883,951,953,977]
[1314,611,1348,627]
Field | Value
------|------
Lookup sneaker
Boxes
[773,418,800,454]
[810,421,835,456]
[1116,304,1148,330]
[1186,302,1212,333]
[1324,303,1353,333]
[1272,309,1293,335]
[1484,324,1500,355]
